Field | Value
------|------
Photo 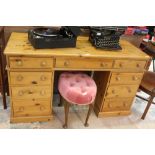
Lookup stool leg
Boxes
[58,95,63,107]
[63,101,70,129]
[141,95,154,120]
[84,104,93,127]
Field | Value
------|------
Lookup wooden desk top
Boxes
[4,32,150,60]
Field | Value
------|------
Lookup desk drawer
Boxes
[114,60,146,70]
[105,85,138,98]
[13,99,51,117]
[55,58,113,69]
[11,86,51,99]
[9,57,53,69]
[10,72,52,85]
[102,98,133,112]
[110,72,143,85]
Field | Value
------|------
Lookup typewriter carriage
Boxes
[89,26,127,50]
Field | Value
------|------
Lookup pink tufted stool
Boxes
[58,72,97,128]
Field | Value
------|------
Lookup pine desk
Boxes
[4,32,150,123]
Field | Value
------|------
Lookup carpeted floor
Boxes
[0,92,155,129]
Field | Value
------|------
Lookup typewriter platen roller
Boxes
[89,26,126,50]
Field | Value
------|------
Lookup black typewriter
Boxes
[89,26,126,50]
[28,26,81,49]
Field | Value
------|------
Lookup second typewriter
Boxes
[89,26,126,50]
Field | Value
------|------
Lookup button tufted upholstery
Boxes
[58,72,97,105]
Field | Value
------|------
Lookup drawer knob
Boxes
[19,106,24,112]
[100,62,105,67]
[28,90,34,94]
[16,60,23,66]
[119,63,123,68]
[40,75,47,81]
[40,106,45,111]
[16,75,23,81]
[136,63,140,68]
[40,90,46,96]
[41,61,47,67]
[116,76,121,81]
[18,90,24,96]
[132,76,138,81]
[64,61,69,66]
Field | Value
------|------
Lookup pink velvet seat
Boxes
[58,72,97,105]
[58,72,97,128]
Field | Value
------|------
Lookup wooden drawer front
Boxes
[9,57,53,69]
[55,58,113,69]
[110,73,143,85]
[114,60,146,70]
[13,100,51,117]
[11,86,51,99]
[102,98,133,112]
[105,85,138,98]
[10,72,52,85]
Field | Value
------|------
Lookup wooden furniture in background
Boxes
[0,26,7,109]
[121,34,146,48]
[4,32,150,123]
[140,41,155,71]
[136,71,155,119]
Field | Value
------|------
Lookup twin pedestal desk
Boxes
[4,32,150,123]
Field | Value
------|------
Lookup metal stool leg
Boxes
[84,104,93,127]
[141,95,154,120]
[63,99,70,129]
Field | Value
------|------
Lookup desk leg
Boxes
[93,71,111,116]
[0,53,7,109]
